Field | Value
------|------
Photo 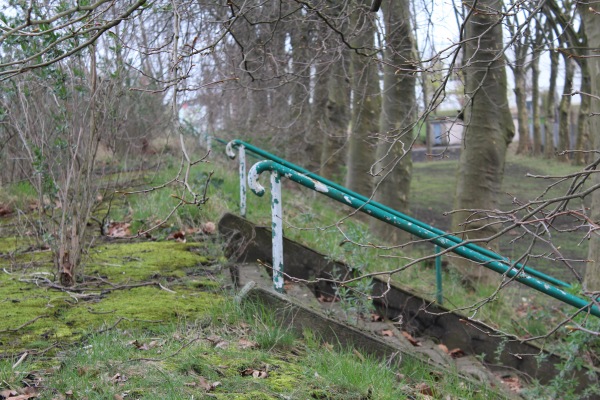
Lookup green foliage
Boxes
[31,145,57,198]
[241,301,296,350]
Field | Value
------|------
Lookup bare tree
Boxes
[369,0,417,243]
[451,0,515,284]
[580,2,600,292]
[345,1,380,195]
[544,27,559,159]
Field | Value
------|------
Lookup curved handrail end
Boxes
[248,160,272,197]
[226,140,242,159]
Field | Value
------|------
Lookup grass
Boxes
[0,298,502,400]
[201,146,599,361]
[0,143,598,399]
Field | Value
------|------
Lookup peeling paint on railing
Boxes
[247,159,600,318]
[226,139,570,290]
[270,171,284,293]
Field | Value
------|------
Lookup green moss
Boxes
[88,241,208,282]
[187,277,222,290]
[83,286,221,323]
[0,240,222,355]
[214,392,277,400]
[0,236,37,254]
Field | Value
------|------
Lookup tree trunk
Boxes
[308,62,330,171]
[581,6,600,292]
[306,20,335,171]
[514,64,531,155]
[531,31,542,156]
[574,58,591,166]
[287,18,313,165]
[544,44,558,158]
[320,52,351,181]
[452,0,515,284]
[369,0,416,243]
[345,3,380,194]
[508,24,530,155]
[557,55,574,162]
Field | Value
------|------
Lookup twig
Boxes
[96,317,126,334]
[87,307,116,314]
[124,336,200,363]
[95,317,165,335]
[0,315,48,333]
[158,283,176,294]
[12,352,28,369]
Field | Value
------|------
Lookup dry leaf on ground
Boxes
[201,222,216,234]
[128,339,159,351]
[110,373,127,383]
[238,338,258,350]
[414,382,434,396]
[107,222,131,237]
[241,368,268,379]
[316,294,339,303]
[4,395,37,400]
[448,348,465,358]
[370,313,384,322]
[500,375,522,392]
[0,204,13,216]
[401,331,421,346]
[5,387,40,400]
[167,230,186,242]
[197,376,212,391]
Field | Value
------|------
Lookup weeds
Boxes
[1,147,597,399]
[0,296,503,400]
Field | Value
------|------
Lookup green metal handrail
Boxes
[247,159,600,318]
[227,139,570,289]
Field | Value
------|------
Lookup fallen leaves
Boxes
[0,203,13,216]
[500,375,522,393]
[185,376,221,392]
[414,382,434,396]
[395,373,438,399]
[370,313,384,322]
[205,335,259,351]
[128,339,161,351]
[167,230,186,242]
[237,338,258,350]
[110,373,128,383]
[316,293,339,303]
[241,368,268,379]
[0,387,38,399]
[106,222,131,238]
[401,331,421,346]
[448,348,465,359]
[201,221,216,235]
[437,343,465,358]
[164,221,216,241]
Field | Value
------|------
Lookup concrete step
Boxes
[220,213,599,399]
[232,262,514,397]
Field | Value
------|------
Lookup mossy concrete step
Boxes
[233,262,513,397]
[219,213,600,399]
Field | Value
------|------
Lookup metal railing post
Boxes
[226,141,248,218]
[270,171,284,293]
[239,145,247,218]
[435,245,443,305]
